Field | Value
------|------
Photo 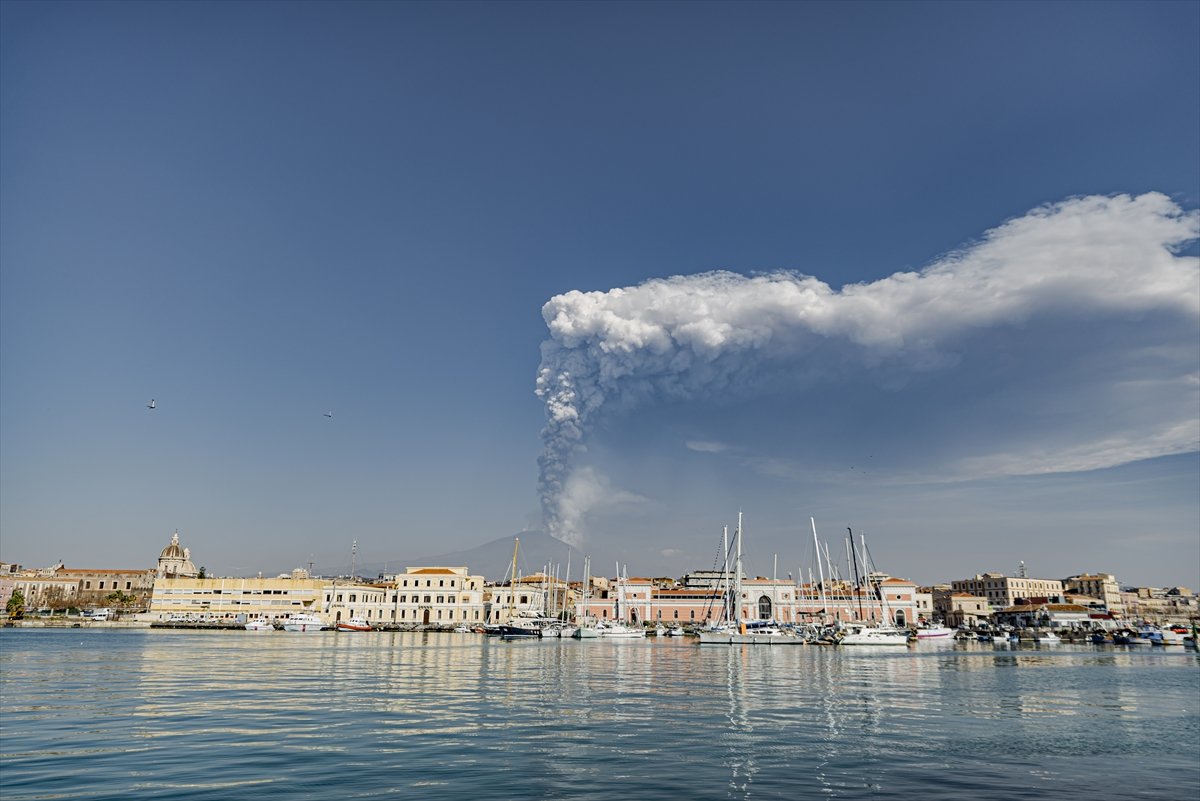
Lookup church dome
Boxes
[160,532,185,560]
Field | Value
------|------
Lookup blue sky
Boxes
[2,1,1197,589]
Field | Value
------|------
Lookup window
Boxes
[448,596,456,604]
[99,582,105,590]
[439,580,444,587]
[436,596,444,604]
[424,595,431,603]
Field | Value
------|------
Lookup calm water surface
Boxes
[1,630,1197,800]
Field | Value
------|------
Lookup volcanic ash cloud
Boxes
[534,192,1199,544]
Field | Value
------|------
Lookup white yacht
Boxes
[282,613,326,632]
[244,618,274,631]
[838,623,910,646]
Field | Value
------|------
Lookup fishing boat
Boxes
[1112,628,1150,645]
[244,618,274,631]
[697,512,806,645]
[282,613,326,632]
[336,617,373,632]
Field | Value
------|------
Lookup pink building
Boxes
[578,574,916,627]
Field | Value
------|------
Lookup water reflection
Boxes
[1,631,1197,801]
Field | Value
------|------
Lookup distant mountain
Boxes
[356,530,610,583]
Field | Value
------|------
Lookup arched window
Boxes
[894,610,906,627]
[758,595,772,620]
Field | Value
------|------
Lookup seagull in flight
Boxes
[147,399,156,410]
[323,411,333,418]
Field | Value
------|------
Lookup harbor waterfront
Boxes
[1,630,1197,800]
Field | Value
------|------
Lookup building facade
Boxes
[1064,573,1122,613]
[952,573,1065,608]
[149,574,329,622]
[933,590,992,627]
[393,567,486,626]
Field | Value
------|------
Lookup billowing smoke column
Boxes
[535,193,1199,545]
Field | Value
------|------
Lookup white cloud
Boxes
[685,440,729,453]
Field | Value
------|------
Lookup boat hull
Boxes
[697,631,806,645]
[498,625,542,639]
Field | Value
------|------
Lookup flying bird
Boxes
[147,399,156,410]
[323,411,333,418]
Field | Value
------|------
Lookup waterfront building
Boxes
[485,582,547,624]
[933,590,992,628]
[322,581,390,625]
[53,567,156,610]
[9,575,80,613]
[1064,573,1122,613]
[952,573,1065,608]
[1119,586,1199,624]
[993,602,1093,630]
[392,567,486,626]
[149,574,329,623]
[913,588,935,623]
[794,577,919,627]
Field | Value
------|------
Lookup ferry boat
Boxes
[336,617,372,632]
[282,613,326,632]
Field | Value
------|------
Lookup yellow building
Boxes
[952,573,1064,607]
[1065,573,1123,613]
[149,573,329,623]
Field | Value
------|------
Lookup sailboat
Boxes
[572,556,601,639]
[834,529,908,647]
[597,564,646,638]
[498,538,542,639]
[697,512,806,645]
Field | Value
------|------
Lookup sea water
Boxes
[0,629,1196,800]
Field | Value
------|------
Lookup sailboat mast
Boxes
[812,518,827,625]
[735,510,744,627]
[508,538,520,622]
[722,525,730,623]
[848,528,864,620]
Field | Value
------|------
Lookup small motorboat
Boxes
[244,618,274,631]
[666,625,685,637]
[336,617,373,632]
[452,624,471,633]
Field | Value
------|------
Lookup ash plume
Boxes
[535,193,1199,544]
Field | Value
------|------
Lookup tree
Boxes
[6,589,25,619]
[104,590,137,610]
